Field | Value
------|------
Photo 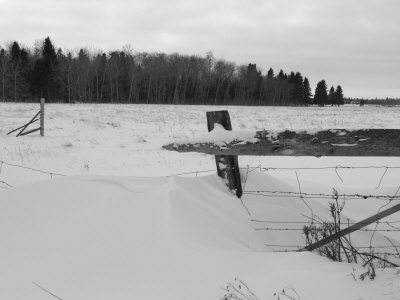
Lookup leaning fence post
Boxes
[206,110,242,198]
[40,98,44,136]
[303,202,400,252]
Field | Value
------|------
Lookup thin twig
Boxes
[384,236,400,258]
[335,165,344,182]
[376,167,389,189]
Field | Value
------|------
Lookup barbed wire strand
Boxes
[254,227,400,232]
[265,244,400,249]
[1,161,400,229]
[243,190,400,200]
[169,165,400,177]
[369,185,400,248]
[239,169,400,263]
[261,165,400,171]
[264,244,400,249]
[251,219,400,225]
[2,162,399,181]
[0,160,66,177]
[2,159,400,263]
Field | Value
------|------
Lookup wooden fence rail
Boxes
[303,202,400,252]
[163,129,400,157]
[163,110,400,196]
[162,110,400,254]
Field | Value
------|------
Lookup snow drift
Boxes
[1,171,400,300]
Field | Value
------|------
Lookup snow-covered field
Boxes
[1,103,400,299]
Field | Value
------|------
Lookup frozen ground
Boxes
[1,103,400,299]
[1,103,400,186]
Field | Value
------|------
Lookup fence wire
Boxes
[1,160,400,265]
[231,163,400,267]
[0,160,66,189]
[163,164,400,261]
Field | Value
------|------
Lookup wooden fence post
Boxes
[40,98,44,136]
[206,110,242,198]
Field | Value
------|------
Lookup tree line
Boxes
[345,97,400,106]
[0,37,343,106]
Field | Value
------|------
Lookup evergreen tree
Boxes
[267,67,274,78]
[314,80,328,106]
[277,69,285,80]
[328,86,335,105]
[333,85,344,105]
[302,77,312,105]
[10,42,21,101]
[288,71,295,82]
[9,42,31,102]
[292,72,303,104]
[18,48,31,101]
[244,63,262,104]
[31,37,59,101]
[0,48,8,101]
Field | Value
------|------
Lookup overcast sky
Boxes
[0,0,399,98]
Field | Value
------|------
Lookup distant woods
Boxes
[0,37,344,106]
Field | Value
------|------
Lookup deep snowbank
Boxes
[1,172,400,300]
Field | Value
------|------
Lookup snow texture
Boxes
[1,103,400,299]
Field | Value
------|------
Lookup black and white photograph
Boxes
[1,0,400,299]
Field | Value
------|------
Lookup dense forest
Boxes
[0,37,344,106]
